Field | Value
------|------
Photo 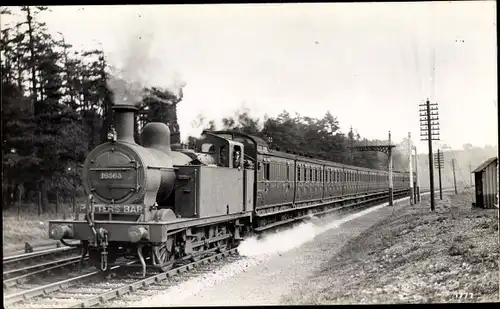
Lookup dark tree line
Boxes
[1,7,182,211]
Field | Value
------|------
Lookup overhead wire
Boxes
[411,35,424,100]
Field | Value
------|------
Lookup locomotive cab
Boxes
[196,132,244,169]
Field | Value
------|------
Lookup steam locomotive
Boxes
[49,104,411,277]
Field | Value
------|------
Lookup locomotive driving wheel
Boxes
[216,239,229,253]
[190,246,204,262]
[153,238,175,272]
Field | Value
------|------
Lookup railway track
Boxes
[4,189,445,308]
[3,242,82,290]
[4,249,239,308]
[4,240,80,258]
[3,256,87,290]
[3,243,80,268]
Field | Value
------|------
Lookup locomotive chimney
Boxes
[112,104,138,143]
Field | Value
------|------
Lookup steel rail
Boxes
[3,256,85,289]
[3,246,80,265]
[66,249,239,308]
[3,260,138,306]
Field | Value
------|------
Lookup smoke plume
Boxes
[105,25,185,106]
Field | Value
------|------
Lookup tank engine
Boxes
[49,104,254,276]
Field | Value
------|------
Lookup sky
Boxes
[2,2,497,152]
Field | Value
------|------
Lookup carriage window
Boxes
[287,164,290,181]
[314,169,318,182]
[309,167,313,182]
[297,166,301,181]
[264,162,270,180]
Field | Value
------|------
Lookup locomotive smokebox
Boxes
[113,104,138,143]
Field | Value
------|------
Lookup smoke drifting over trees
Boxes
[1,6,184,210]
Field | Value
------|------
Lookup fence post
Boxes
[17,191,21,220]
[38,192,42,216]
[56,191,59,214]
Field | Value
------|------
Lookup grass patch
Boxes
[281,192,499,304]
[2,201,84,252]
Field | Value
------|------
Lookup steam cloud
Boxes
[105,26,185,106]
[237,198,407,257]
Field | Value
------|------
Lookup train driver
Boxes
[219,145,227,166]
[233,150,241,169]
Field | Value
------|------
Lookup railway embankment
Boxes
[281,190,499,304]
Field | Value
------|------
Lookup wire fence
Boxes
[3,190,86,220]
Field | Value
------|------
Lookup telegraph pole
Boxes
[408,132,414,205]
[419,98,440,211]
[452,158,458,194]
[388,131,393,206]
[413,146,420,202]
[434,149,444,200]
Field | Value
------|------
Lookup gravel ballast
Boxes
[121,194,419,306]
[101,190,498,306]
